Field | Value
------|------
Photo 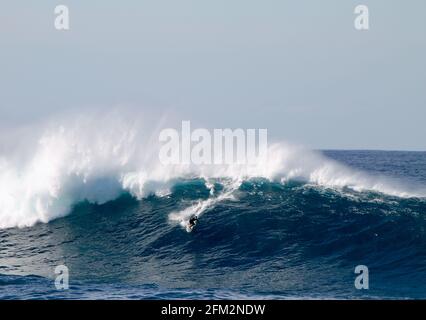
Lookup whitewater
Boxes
[0,111,425,230]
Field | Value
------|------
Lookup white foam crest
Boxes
[0,111,424,229]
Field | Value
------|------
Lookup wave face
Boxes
[1,177,426,299]
[1,113,426,299]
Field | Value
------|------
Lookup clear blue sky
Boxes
[1,0,425,150]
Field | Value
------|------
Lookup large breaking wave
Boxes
[0,111,425,229]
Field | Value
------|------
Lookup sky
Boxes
[0,0,425,150]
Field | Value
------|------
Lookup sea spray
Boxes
[0,111,424,229]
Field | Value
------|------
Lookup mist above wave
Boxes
[0,110,423,229]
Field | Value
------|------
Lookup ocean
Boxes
[1,148,425,299]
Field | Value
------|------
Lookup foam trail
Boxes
[168,179,241,230]
[0,111,425,229]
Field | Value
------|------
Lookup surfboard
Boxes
[186,224,195,233]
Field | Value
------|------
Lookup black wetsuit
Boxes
[189,216,198,227]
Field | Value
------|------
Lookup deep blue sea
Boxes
[1,150,425,300]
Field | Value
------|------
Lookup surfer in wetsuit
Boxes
[188,215,198,229]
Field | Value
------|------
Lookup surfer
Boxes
[187,215,198,231]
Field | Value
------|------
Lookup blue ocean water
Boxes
[1,150,425,300]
